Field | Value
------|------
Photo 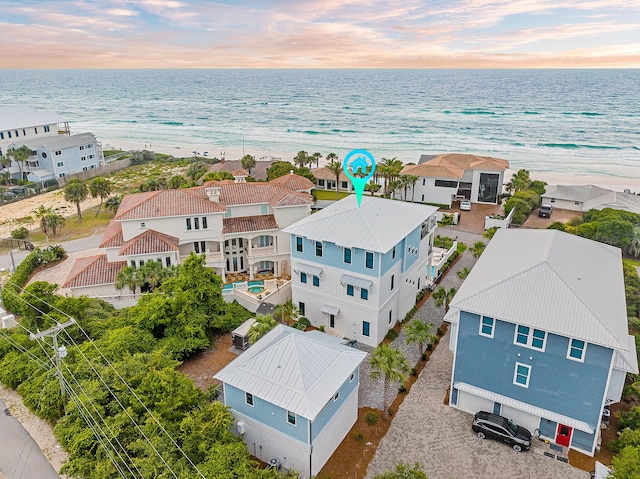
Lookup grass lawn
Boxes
[314,190,353,201]
[28,206,114,246]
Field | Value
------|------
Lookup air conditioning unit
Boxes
[236,421,246,435]
[268,458,281,471]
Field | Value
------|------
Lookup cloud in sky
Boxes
[1,0,638,67]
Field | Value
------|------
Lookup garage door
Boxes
[456,390,494,415]
[500,405,539,434]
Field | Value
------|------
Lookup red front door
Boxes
[556,423,572,447]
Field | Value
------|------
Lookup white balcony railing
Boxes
[248,245,276,257]
[180,250,224,263]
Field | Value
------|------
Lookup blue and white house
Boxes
[445,229,638,456]
[214,325,367,478]
[283,195,438,347]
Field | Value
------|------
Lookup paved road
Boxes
[0,235,102,272]
[0,399,59,479]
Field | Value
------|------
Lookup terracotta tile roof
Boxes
[222,214,279,234]
[99,220,123,248]
[311,167,349,181]
[63,254,126,288]
[204,159,275,181]
[115,189,227,220]
[196,181,313,208]
[403,153,510,178]
[269,173,315,192]
[119,229,179,256]
[232,169,248,176]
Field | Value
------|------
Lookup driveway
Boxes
[365,336,589,479]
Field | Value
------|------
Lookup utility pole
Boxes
[30,319,76,399]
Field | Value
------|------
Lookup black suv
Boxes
[472,411,532,452]
[538,204,553,218]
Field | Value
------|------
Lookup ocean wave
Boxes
[461,109,495,115]
[331,128,358,133]
[538,143,622,150]
[160,121,184,126]
[562,112,604,116]
[523,111,540,115]
[286,129,329,135]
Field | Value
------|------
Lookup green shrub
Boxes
[318,325,325,332]
[437,326,445,336]
[353,432,365,443]
[297,317,311,327]
[11,227,29,239]
[365,411,379,425]
[619,405,640,430]
[411,368,418,377]
[421,353,428,362]
[385,329,399,341]
[434,235,454,249]
[399,385,407,394]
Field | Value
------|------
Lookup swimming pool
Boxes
[222,279,265,292]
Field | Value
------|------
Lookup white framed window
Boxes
[296,236,303,253]
[56,161,64,167]
[287,410,296,425]
[514,325,546,351]
[349,372,355,382]
[245,392,254,406]
[333,391,340,401]
[365,251,374,269]
[479,316,495,338]
[343,247,352,264]
[567,339,586,362]
[513,362,531,388]
[315,241,323,257]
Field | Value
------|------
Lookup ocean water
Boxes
[0,69,638,177]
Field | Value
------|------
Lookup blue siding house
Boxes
[214,325,367,477]
[445,229,638,456]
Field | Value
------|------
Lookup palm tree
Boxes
[32,204,53,244]
[247,314,277,343]
[432,286,457,311]
[293,151,309,169]
[398,175,419,201]
[7,146,31,182]
[628,226,640,258]
[370,344,410,416]
[105,195,122,215]
[457,267,471,280]
[311,152,323,168]
[405,320,435,357]
[64,179,88,222]
[138,261,167,292]
[45,213,65,236]
[0,170,11,186]
[379,157,403,198]
[325,158,343,200]
[115,266,141,294]
[386,179,400,199]
[470,241,486,258]
[275,300,299,326]
[89,178,113,217]
[483,227,498,240]
[505,169,531,194]
[365,181,380,196]
[240,154,256,174]
[407,175,419,202]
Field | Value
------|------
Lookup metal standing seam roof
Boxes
[214,325,367,420]
[0,106,66,131]
[283,195,437,253]
[12,132,97,151]
[340,274,373,289]
[542,184,611,203]
[292,263,323,276]
[444,230,637,366]
[320,304,340,315]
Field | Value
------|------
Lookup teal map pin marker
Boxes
[343,150,376,208]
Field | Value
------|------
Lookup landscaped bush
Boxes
[434,235,454,249]
[385,329,399,341]
[416,288,428,302]
[353,432,365,443]
[439,214,454,226]
[10,227,29,239]
[296,317,311,327]
[398,385,407,394]
[365,411,379,425]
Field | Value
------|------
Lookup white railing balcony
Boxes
[248,245,276,257]
[181,250,224,263]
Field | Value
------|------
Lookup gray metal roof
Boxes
[445,230,637,368]
[542,184,610,203]
[12,132,96,151]
[284,195,437,253]
[214,325,367,419]
[595,192,640,215]
[0,106,66,131]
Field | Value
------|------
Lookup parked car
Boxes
[460,200,471,211]
[1,191,17,199]
[472,411,532,452]
[539,204,553,218]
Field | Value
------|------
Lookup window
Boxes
[341,181,348,189]
[479,316,495,338]
[140,222,146,228]
[0,132,4,140]
[44,125,50,132]
[7,131,11,138]
[287,410,296,425]
[55,150,62,156]
[365,251,374,269]
[81,156,86,161]
[300,272,307,283]
[434,179,458,188]
[14,130,19,137]
[422,178,425,186]
[344,248,352,264]
[42,151,47,158]
[56,161,64,167]
[245,392,254,406]
[318,179,325,187]
[34,127,38,134]
[202,217,208,229]
[89,154,94,159]
[361,288,368,300]
[567,339,586,362]
[296,236,303,253]
[392,247,396,259]
[513,363,531,388]
[346,284,354,296]
[22,129,26,136]
[329,314,335,328]
[390,274,395,291]
[82,167,88,171]
[194,217,200,229]
[58,173,65,178]
[80,145,85,150]
[388,310,393,325]
[550,198,556,203]
[261,204,268,215]
[315,241,323,257]
[87,143,93,148]
[186,218,192,230]
[298,302,305,316]
[514,325,546,351]
[225,208,231,218]
[349,372,355,382]
[312,275,319,287]
[363,321,370,337]
[333,391,340,401]
[166,256,171,267]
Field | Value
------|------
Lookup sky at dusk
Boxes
[1,0,639,68]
